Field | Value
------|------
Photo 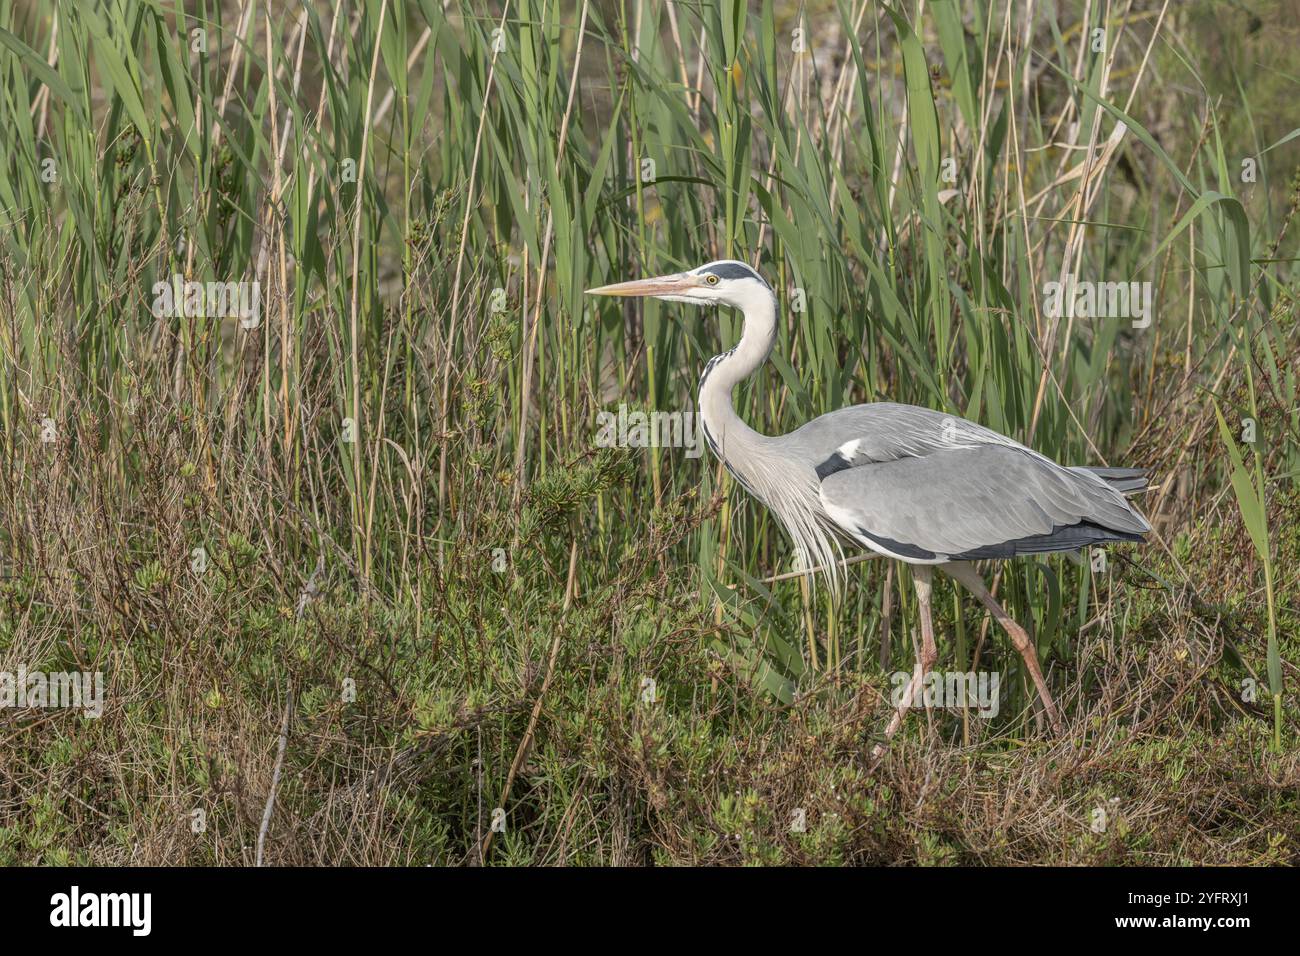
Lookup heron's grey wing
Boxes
[788,402,1013,467]
[1073,465,1149,492]
[817,443,1150,561]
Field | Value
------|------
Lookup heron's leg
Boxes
[873,566,937,754]
[913,566,938,715]
[941,562,1063,734]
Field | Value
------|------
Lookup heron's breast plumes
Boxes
[705,427,844,597]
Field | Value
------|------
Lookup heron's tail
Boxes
[1073,466,1149,494]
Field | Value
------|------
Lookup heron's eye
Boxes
[706,274,719,285]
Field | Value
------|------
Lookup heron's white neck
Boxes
[698,283,778,457]
[696,282,841,589]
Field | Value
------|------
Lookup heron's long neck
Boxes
[696,284,839,586]
[698,285,778,458]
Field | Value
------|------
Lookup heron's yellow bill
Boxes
[584,273,695,297]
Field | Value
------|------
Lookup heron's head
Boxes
[585,259,772,309]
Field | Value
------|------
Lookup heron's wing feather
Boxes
[1072,465,1149,492]
[790,402,1014,466]
[817,444,1149,558]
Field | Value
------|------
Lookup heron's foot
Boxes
[1035,681,1064,735]
[1010,630,1063,734]
[942,561,1065,737]
[870,664,920,760]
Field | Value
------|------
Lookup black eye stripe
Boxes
[697,262,764,283]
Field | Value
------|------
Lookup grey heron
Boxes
[587,260,1150,739]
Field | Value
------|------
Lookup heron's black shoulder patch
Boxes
[856,529,939,561]
[698,262,769,286]
[814,451,852,481]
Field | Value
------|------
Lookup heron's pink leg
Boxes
[942,562,1063,733]
[872,566,937,757]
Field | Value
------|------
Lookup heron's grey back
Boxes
[777,403,1150,560]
